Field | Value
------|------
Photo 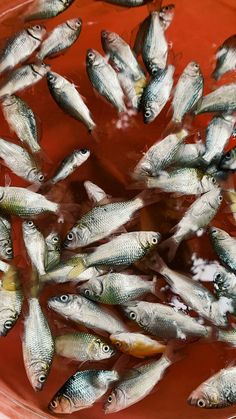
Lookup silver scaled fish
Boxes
[50,149,90,184]
[212,34,236,80]
[22,221,47,276]
[45,232,61,271]
[195,83,236,114]
[219,146,236,171]
[209,227,236,272]
[25,0,75,21]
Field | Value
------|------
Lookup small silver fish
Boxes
[219,146,236,171]
[23,221,47,276]
[195,83,236,115]
[45,232,61,271]
[47,71,95,131]
[0,216,13,260]
[25,0,75,21]
[48,294,127,334]
[188,366,236,408]
[104,356,171,413]
[212,34,236,80]
[0,138,44,184]
[0,266,23,336]
[55,332,116,361]
[0,26,46,74]
[110,331,166,358]
[171,61,203,124]
[86,49,126,113]
[23,296,54,391]
[0,63,50,98]
[37,18,82,61]
[141,65,174,123]
[209,227,236,272]
[48,369,119,414]
[50,149,90,184]
[2,95,40,154]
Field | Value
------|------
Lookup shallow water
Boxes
[0,0,236,418]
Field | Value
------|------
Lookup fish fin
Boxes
[29,269,41,298]
[67,259,86,278]
[158,236,181,261]
[1,265,19,291]
[4,173,11,187]
[27,184,41,193]
[163,339,186,364]
[112,353,133,376]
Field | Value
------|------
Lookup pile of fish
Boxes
[0,0,236,415]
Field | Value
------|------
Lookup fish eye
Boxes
[50,400,58,409]
[211,229,217,234]
[151,67,158,75]
[52,236,59,243]
[6,247,13,255]
[27,221,34,227]
[214,272,222,280]
[38,374,46,383]
[38,174,44,182]
[218,195,223,202]
[88,52,94,59]
[33,25,41,30]
[212,178,216,184]
[115,342,122,348]
[67,233,74,241]
[130,311,136,320]
[193,63,199,69]
[225,152,231,160]
[84,289,91,297]
[152,237,158,244]
[144,110,152,118]
[60,294,69,302]
[107,395,113,403]
[4,320,13,330]
[80,149,89,155]
[48,73,55,81]
[103,345,110,353]
[197,399,206,408]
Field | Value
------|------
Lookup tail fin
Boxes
[158,236,181,261]
[211,68,220,81]
[134,189,162,210]
[148,252,168,275]
[67,258,87,279]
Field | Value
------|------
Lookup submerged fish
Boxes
[171,61,203,123]
[213,266,236,298]
[48,369,119,414]
[47,71,95,131]
[23,221,47,275]
[122,300,211,339]
[141,65,174,123]
[50,149,90,184]
[25,0,75,21]
[0,63,50,98]
[0,216,13,260]
[0,26,46,74]
[37,18,82,61]
[86,49,126,113]
[0,266,23,336]
[219,146,236,171]
[2,95,40,154]
[188,366,236,408]
[104,356,172,413]
[209,227,236,272]
[110,332,166,358]
[48,294,127,334]
[55,332,116,361]
[212,34,236,80]
[0,138,44,184]
[79,273,157,304]
[45,232,61,271]
[195,83,236,114]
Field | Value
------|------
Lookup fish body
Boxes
[79,273,156,304]
[141,65,174,123]
[122,300,211,339]
[110,332,166,358]
[23,297,54,391]
[0,26,46,74]
[23,221,47,275]
[188,366,236,408]
[86,49,126,112]
[2,95,40,154]
[47,71,95,131]
[48,294,127,334]
[0,216,13,260]
[0,266,23,336]
[0,63,50,98]
[37,18,82,61]
[55,332,116,361]
[104,356,171,413]
[212,34,236,80]
[25,0,75,20]
[171,62,203,123]
[0,138,43,184]
[217,328,236,346]
[209,227,236,272]
[219,146,236,171]
[171,142,205,167]
[45,232,61,271]
[49,369,119,414]
[0,187,59,217]
[50,149,90,184]
[195,83,236,114]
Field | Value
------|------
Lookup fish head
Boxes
[27,360,50,391]
[159,4,175,29]
[220,148,236,169]
[79,278,103,300]
[46,232,60,251]
[110,333,130,353]
[48,294,78,316]
[143,101,159,124]
[209,226,228,242]
[0,240,13,260]
[138,231,161,250]
[121,301,150,328]
[66,18,82,32]
[92,337,116,359]
[48,393,73,414]
[74,148,90,165]
[104,387,125,413]
[203,188,223,209]
[32,63,50,77]
[188,382,227,408]
[27,168,44,185]
[63,227,80,248]
[185,61,201,77]
[147,61,162,78]
[213,269,228,292]
[86,49,103,67]
[47,71,64,89]
[0,307,18,337]
[201,173,218,192]
[1,95,17,108]
[28,25,46,41]
[101,30,117,49]
[22,220,37,236]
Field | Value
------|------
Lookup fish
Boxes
[25,0,75,21]
[133,128,188,179]
[50,149,90,184]
[84,181,108,204]
[48,369,119,414]
[195,83,236,115]
[104,355,172,413]
[101,30,144,82]
[217,327,236,346]
[45,232,61,271]
[0,63,50,98]
[37,18,82,61]
[2,95,40,154]
[79,273,157,304]
[55,332,116,361]
[212,34,236,80]
[110,332,166,358]
[47,71,95,131]
[0,187,59,218]
[171,142,205,168]
[142,12,168,76]
[23,295,54,391]
[63,232,161,276]
[86,49,126,113]
[23,221,47,276]
[122,300,211,339]
[63,193,158,248]
[0,216,13,260]
[100,0,152,6]
[0,265,23,336]
[139,168,217,195]
[160,188,223,260]
[219,146,236,171]
[159,4,175,30]
[209,227,236,272]
[188,366,236,408]
[117,72,146,110]
[0,26,46,74]
[48,294,128,334]
[141,65,174,123]
[0,138,44,184]
[213,266,236,298]
[151,253,230,326]
[201,114,236,165]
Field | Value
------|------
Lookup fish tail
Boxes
[158,235,180,261]
[148,252,168,275]
[67,259,87,279]
[30,269,41,298]
[134,189,162,209]
[211,68,221,81]
[163,340,185,364]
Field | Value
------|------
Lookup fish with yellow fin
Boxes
[110,332,166,358]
